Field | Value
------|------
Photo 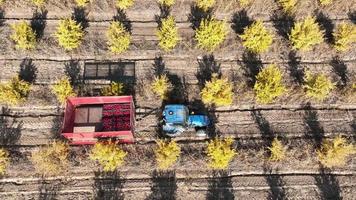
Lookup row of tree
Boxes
[0,136,354,176]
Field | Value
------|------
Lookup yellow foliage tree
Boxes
[51,77,76,104]
[254,64,286,104]
[156,16,180,51]
[319,0,333,6]
[75,0,90,7]
[107,21,131,54]
[0,0,5,5]
[201,73,233,106]
[10,21,36,50]
[206,137,237,170]
[289,16,324,51]
[317,136,355,168]
[195,0,215,11]
[240,20,273,53]
[101,82,124,96]
[195,18,228,52]
[157,0,175,7]
[89,141,127,172]
[154,140,181,170]
[31,141,69,176]
[116,0,134,10]
[333,23,356,52]
[151,74,172,100]
[239,0,252,7]
[268,138,287,161]
[303,72,334,101]
[31,0,46,7]
[0,76,31,105]
[54,19,84,51]
[277,0,297,14]
[0,149,9,175]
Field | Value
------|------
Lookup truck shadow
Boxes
[0,107,22,146]
[38,179,62,200]
[146,170,177,200]
[206,170,234,200]
[93,171,125,200]
[314,167,341,200]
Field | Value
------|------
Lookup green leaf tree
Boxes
[240,20,273,53]
[0,76,31,105]
[201,73,233,106]
[268,138,287,161]
[54,19,84,51]
[116,0,134,10]
[333,23,356,52]
[89,141,127,172]
[195,0,215,11]
[303,72,334,101]
[195,18,228,52]
[101,82,125,96]
[31,141,69,176]
[156,16,180,51]
[206,137,237,170]
[154,140,181,170]
[317,136,355,168]
[0,149,9,175]
[51,77,76,104]
[289,16,324,51]
[107,21,131,54]
[10,21,36,50]
[254,64,286,104]
[151,74,172,100]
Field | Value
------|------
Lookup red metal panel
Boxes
[68,96,133,106]
[62,100,75,133]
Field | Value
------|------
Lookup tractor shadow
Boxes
[303,103,324,148]
[251,110,274,147]
[72,7,89,30]
[147,170,177,200]
[155,4,171,28]
[315,11,334,44]
[231,9,253,35]
[314,167,341,200]
[0,107,22,146]
[330,56,349,88]
[31,10,47,41]
[263,164,287,200]
[114,9,132,34]
[19,58,38,84]
[38,179,62,200]
[188,5,213,30]
[271,11,295,40]
[241,51,262,87]
[288,51,304,85]
[93,171,125,200]
[196,54,222,90]
[206,170,234,200]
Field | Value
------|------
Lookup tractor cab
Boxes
[162,105,210,137]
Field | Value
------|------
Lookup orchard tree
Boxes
[333,23,356,52]
[239,0,252,7]
[303,72,334,101]
[206,137,237,170]
[319,0,333,6]
[116,0,134,10]
[201,73,233,106]
[101,82,125,96]
[107,21,131,54]
[268,138,287,161]
[289,16,324,51]
[277,0,297,14]
[195,18,228,52]
[240,20,273,53]
[89,141,127,172]
[151,74,172,100]
[10,21,36,50]
[157,0,175,7]
[31,0,46,7]
[195,0,215,11]
[55,19,84,51]
[31,141,69,176]
[154,140,181,170]
[0,76,31,105]
[0,149,9,175]
[156,16,180,52]
[75,0,90,7]
[51,77,76,104]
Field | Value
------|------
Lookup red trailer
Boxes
[61,96,135,145]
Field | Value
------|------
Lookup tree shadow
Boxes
[288,51,304,85]
[314,167,341,200]
[231,9,253,35]
[38,179,62,200]
[113,9,132,33]
[348,11,356,24]
[72,7,89,30]
[0,107,23,146]
[196,54,221,89]
[31,10,47,40]
[330,56,349,88]
[0,9,4,27]
[155,4,171,28]
[263,165,287,200]
[251,110,274,147]
[51,114,63,140]
[242,51,262,87]
[65,59,81,86]
[152,56,167,77]
[19,58,38,84]
[93,171,125,200]
[206,170,234,200]
[303,103,324,148]
[188,5,213,30]
[315,11,334,44]
[271,11,295,40]
[147,170,177,200]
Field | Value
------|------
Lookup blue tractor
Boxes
[162,105,210,137]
